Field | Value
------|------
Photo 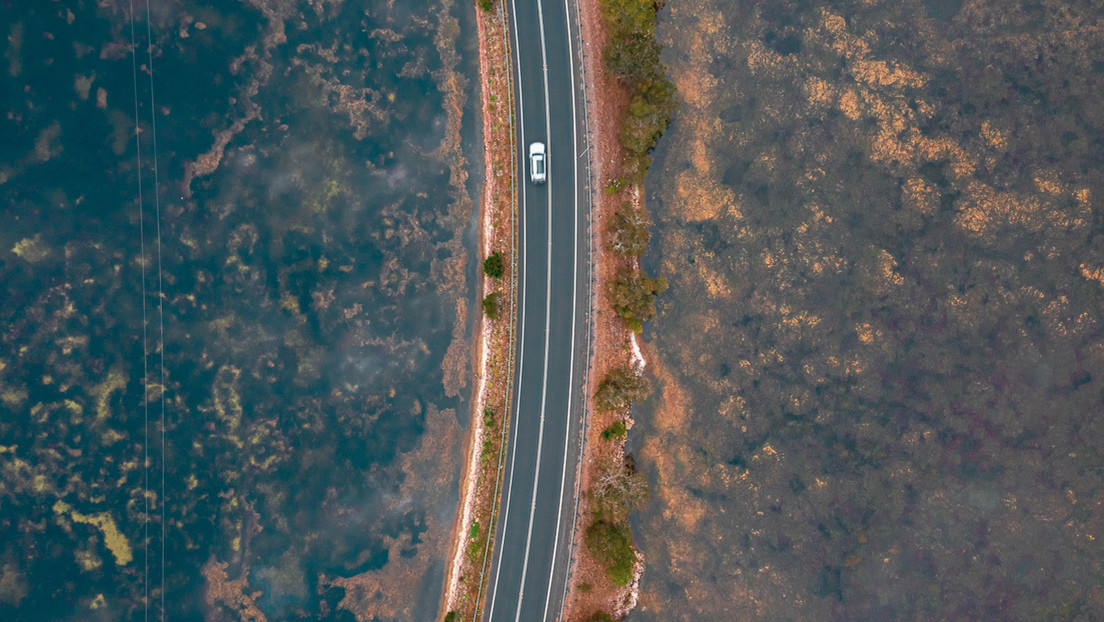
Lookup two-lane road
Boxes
[484,0,590,619]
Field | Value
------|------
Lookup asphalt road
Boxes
[484,0,590,619]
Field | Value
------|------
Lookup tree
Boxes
[619,80,676,159]
[607,202,651,256]
[590,462,648,521]
[607,269,668,333]
[603,32,661,86]
[599,0,677,177]
[594,367,648,412]
[483,251,505,278]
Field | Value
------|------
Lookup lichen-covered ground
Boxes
[0,0,479,619]
[632,0,1104,619]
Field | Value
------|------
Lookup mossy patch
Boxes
[53,501,133,566]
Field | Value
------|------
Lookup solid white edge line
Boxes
[486,0,529,617]
[513,0,555,618]
[541,0,581,615]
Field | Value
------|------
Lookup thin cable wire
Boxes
[140,3,167,620]
[125,2,150,620]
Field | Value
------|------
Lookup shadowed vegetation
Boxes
[595,367,649,412]
[607,269,668,333]
[599,0,677,182]
[606,201,652,257]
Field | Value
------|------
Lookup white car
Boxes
[529,142,546,184]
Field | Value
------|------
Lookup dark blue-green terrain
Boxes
[0,0,480,619]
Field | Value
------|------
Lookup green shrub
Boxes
[477,0,493,11]
[444,612,458,622]
[595,367,648,412]
[483,251,505,278]
[482,292,502,319]
[481,437,496,464]
[585,612,617,622]
[585,520,636,586]
[619,80,676,166]
[607,269,667,333]
[604,177,627,194]
[601,420,627,440]
[577,582,593,593]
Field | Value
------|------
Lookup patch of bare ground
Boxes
[439,2,519,620]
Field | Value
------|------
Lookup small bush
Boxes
[478,0,493,11]
[595,367,648,412]
[483,251,505,278]
[585,520,636,586]
[444,612,458,622]
[481,437,496,464]
[601,420,627,440]
[585,612,617,622]
[577,582,593,593]
[470,521,480,540]
[482,292,502,319]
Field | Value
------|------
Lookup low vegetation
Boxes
[482,292,502,319]
[578,0,674,618]
[599,0,677,183]
[483,251,505,278]
[601,420,627,440]
[590,462,648,523]
[607,269,667,333]
[606,201,651,256]
[594,367,648,412]
[585,520,637,586]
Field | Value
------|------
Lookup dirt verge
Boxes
[439,3,520,620]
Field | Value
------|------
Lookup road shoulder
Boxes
[440,2,521,620]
